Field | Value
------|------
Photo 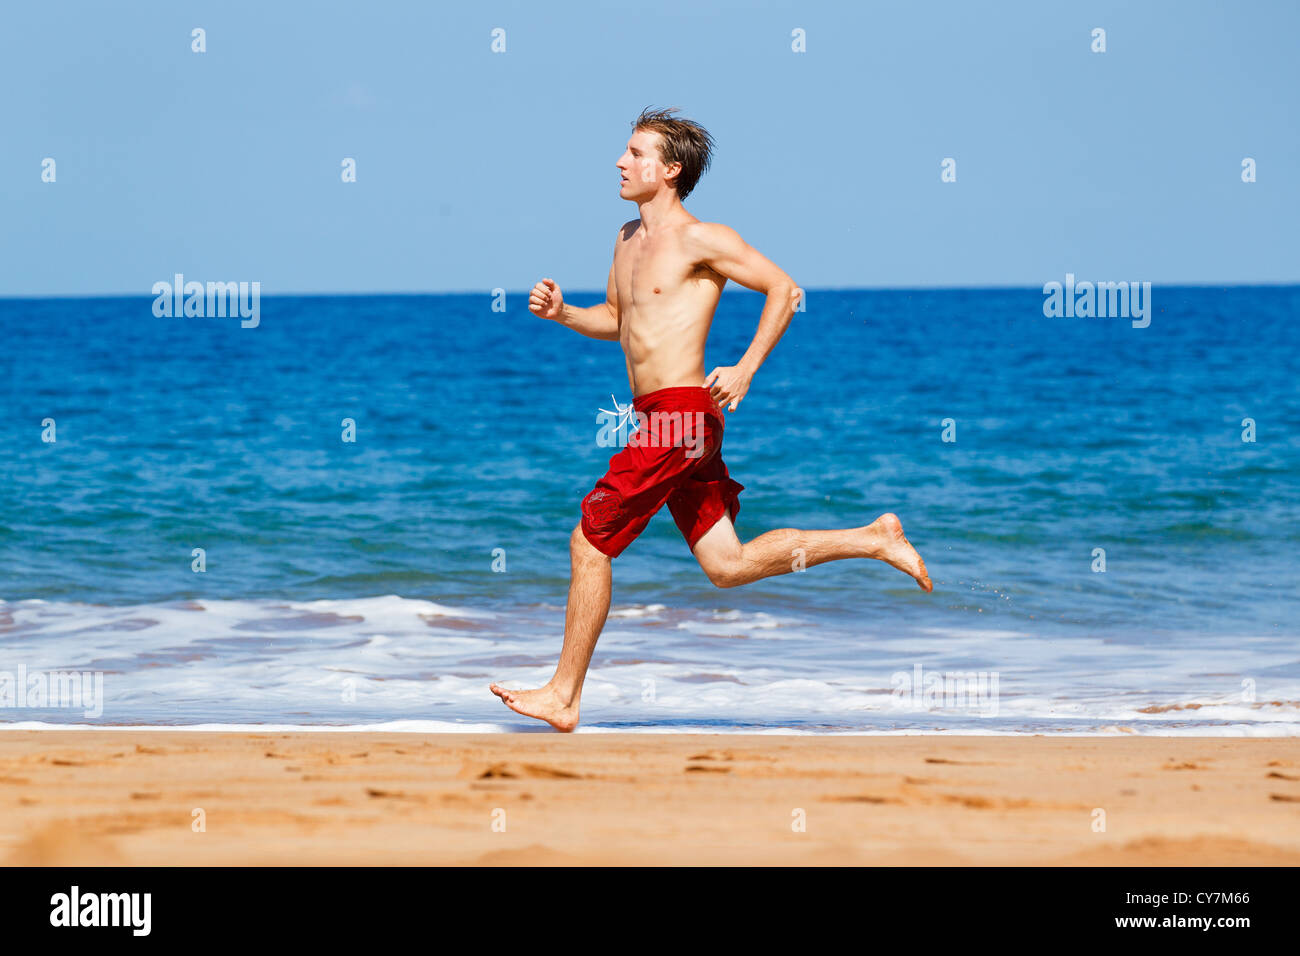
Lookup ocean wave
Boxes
[1,594,1298,734]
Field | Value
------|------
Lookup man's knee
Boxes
[572,523,607,561]
[693,525,746,588]
[700,554,744,589]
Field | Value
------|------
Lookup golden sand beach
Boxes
[2,732,1298,866]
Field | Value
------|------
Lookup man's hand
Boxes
[529,278,564,320]
[705,364,753,412]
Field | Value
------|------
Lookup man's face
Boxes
[617,129,676,201]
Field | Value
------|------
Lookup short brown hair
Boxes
[632,106,714,200]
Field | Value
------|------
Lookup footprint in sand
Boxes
[473,762,581,780]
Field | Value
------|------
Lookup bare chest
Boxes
[614,235,705,309]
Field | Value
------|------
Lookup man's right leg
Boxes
[489,523,612,732]
[691,512,932,592]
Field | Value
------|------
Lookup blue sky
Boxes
[3,0,1297,296]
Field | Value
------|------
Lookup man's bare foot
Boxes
[867,512,933,592]
[489,682,580,732]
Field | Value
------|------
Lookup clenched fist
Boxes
[529,278,564,321]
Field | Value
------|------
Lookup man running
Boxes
[491,107,931,731]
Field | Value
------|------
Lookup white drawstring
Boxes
[598,394,640,434]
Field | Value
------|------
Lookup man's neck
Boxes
[635,190,686,236]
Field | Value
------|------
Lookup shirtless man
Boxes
[490,107,931,731]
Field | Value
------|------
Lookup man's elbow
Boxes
[771,279,801,309]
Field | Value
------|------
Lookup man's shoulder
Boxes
[683,220,736,235]
[617,219,640,241]
[681,220,742,251]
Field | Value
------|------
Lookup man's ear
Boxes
[663,162,682,187]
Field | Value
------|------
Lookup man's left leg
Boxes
[490,523,612,731]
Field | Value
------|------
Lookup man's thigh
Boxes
[667,450,744,553]
[581,442,689,558]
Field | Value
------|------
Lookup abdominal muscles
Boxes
[622,278,721,395]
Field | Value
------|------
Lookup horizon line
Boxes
[2,280,1298,302]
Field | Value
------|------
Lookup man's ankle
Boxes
[547,683,579,708]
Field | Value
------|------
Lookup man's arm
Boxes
[529,264,620,341]
[689,223,801,410]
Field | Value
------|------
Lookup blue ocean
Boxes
[2,287,1297,733]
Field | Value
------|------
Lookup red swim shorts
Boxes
[581,385,744,558]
